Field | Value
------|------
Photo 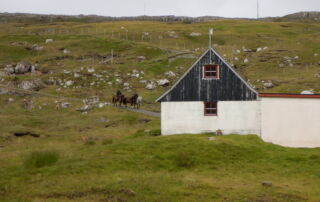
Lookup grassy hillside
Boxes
[0,19,320,201]
[1,133,320,201]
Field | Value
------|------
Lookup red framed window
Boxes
[203,64,219,79]
[204,102,217,116]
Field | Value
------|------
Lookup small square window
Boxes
[203,65,219,79]
[204,102,217,116]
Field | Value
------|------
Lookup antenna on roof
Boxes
[257,0,260,19]
[209,28,213,48]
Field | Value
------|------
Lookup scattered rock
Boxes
[87,68,95,73]
[314,53,318,57]
[208,137,216,141]
[18,79,45,91]
[30,44,43,51]
[45,39,53,43]
[77,105,92,112]
[236,50,241,54]
[74,73,81,78]
[137,56,146,62]
[145,83,156,90]
[278,63,285,68]
[83,96,100,106]
[14,62,32,74]
[7,98,15,103]
[63,49,70,54]
[4,65,15,74]
[256,47,262,52]
[262,181,273,187]
[168,31,178,38]
[157,79,170,87]
[263,46,268,50]
[123,83,130,87]
[139,80,147,84]
[244,58,249,63]
[190,32,202,37]
[65,80,74,86]
[60,102,71,108]
[263,82,274,89]
[234,57,239,61]
[165,71,176,78]
[315,73,320,78]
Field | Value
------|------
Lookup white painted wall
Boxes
[261,97,320,148]
[161,101,261,135]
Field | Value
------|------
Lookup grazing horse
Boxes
[112,90,123,106]
[129,93,142,109]
[136,96,143,109]
[119,94,129,107]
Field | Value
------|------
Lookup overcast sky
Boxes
[0,0,319,18]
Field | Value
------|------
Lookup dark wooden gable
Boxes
[157,48,258,102]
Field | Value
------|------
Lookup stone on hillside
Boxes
[63,49,70,54]
[31,44,43,51]
[314,53,318,57]
[123,83,130,87]
[74,73,81,78]
[65,80,74,86]
[208,137,216,141]
[4,65,15,74]
[244,58,249,63]
[165,71,176,78]
[145,83,156,90]
[139,80,147,84]
[108,82,112,85]
[315,73,320,78]
[263,82,274,89]
[77,105,92,112]
[301,90,314,95]
[83,96,100,106]
[190,32,202,37]
[137,56,146,61]
[18,79,45,91]
[87,68,95,73]
[8,98,15,103]
[263,46,268,50]
[116,78,122,84]
[279,63,285,68]
[294,56,299,60]
[98,103,107,108]
[234,57,239,61]
[142,32,149,36]
[157,79,170,87]
[168,31,178,38]
[236,50,241,54]
[256,47,262,52]
[45,39,53,43]
[60,102,71,108]
[15,62,32,74]
[262,181,273,187]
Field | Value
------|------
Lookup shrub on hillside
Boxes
[24,151,59,168]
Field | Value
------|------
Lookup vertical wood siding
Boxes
[159,49,257,102]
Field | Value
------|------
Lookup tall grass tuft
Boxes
[24,151,59,168]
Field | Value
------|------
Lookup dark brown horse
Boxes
[129,93,142,108]
[112,90,123,106]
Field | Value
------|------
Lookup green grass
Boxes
[1,134,320,201]
[24,151,59,168]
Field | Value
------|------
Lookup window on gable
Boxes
[204,102,217,116]
[203,64,219,79]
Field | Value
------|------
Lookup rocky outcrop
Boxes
[18,79,45,91]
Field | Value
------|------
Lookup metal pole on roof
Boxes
[209,28,213,63]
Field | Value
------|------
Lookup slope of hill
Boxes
[281,11,320,22]
[0,18,320,201]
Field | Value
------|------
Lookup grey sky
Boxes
[0,0,319,18]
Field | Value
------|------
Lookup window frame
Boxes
[204,102,218,116]
[203,64,220,80]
